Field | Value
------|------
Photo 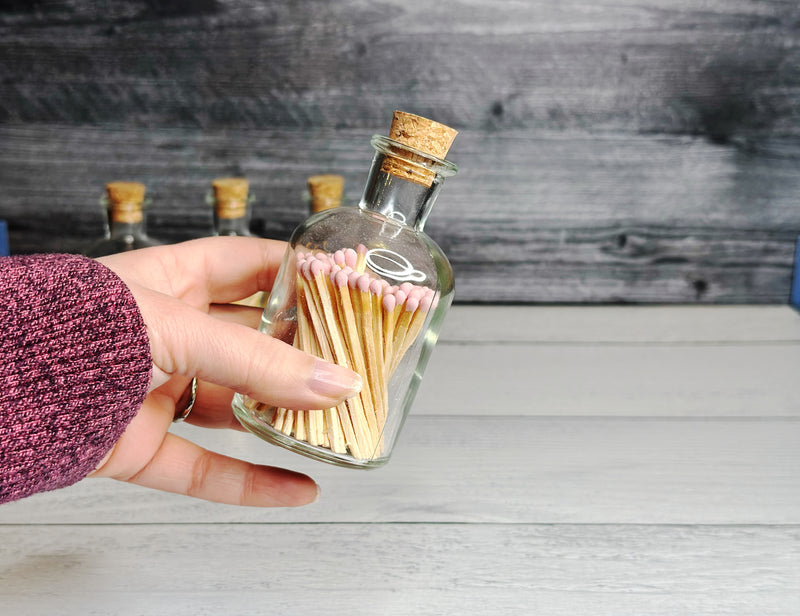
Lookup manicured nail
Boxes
[310,359,362,400]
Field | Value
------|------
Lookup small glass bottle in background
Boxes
[85,181,163,257]
[307,174,344,214]
[210,176,267,308]
[233,111,458,469]
[210,177,254,237]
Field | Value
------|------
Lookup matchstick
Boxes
[332,269,381,448]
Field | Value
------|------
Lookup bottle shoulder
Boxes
[291,206,453,291]
[84,234,162,257]
[214,230,256,237]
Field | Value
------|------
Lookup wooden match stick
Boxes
[332,269,381,450]
[388,287,434,375]
[382,288,406,376]
[353,273,386,427]
[370,278,389,423]
[355,244,367,273]
[296,283,327,448]
[391,288,419,360]
[396,289,435,362]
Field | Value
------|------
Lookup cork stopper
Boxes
[106,181,146,224]
[308,174,345,213]
[381,111,458,187]
[212,177,250,219]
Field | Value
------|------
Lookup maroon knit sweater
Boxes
[0,254,152,504]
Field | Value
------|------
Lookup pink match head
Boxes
[333,269,350,288]
[404,294,420,312]
[333,249,346,266]
[348,270,362,289]
[309,258,329,278]
[419,291,433,313]
[300,258,312,279]
[399,282,414,295]
[394,289,407,307]
[369,278,387,296]
[343,248,358,269]
[356,273,372,293]
[407,286,426,302]
[382,293,396,313]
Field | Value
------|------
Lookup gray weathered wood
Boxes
[1,1,800,302]
[1,524,798,616]
[1,126,799,302]
[419,344,800,417]
[421,305,800,415]
[1,1,798,136]
[439,305,800,343]
[1,415,798,525]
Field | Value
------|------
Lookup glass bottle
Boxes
[209,176,267,308]
[211,177,254,237]
[307,174,344,214]
[85,181,162,257]
[232,111,458,469]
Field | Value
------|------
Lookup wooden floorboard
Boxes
[439,305,800,343]
[1,524,797,616]
[418,341,800,416]
[420,305,800,416]
[1,415,797,525]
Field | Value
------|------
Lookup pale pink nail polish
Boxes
[309,360,362,399]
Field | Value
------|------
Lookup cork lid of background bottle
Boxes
[106,181,146,224]
[212,177,250,219]
[308,174,344,213]
[382,111,458,187]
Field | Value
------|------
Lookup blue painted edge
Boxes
[0,220,8,257]
[791,236,800,312]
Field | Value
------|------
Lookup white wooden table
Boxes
[2,306,799,615]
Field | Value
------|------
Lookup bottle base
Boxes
[232,399,389,470]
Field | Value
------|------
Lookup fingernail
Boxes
[310,360,362,400]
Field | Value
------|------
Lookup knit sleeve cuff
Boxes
[1,253,152,503]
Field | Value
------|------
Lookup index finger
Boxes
[133,285,363,408]
[101,236,290,307]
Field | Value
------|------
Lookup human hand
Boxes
[89,237,362,507]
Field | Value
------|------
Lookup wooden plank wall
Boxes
[1,0,800,303]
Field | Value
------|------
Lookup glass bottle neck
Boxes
[358,165,443,232]
[358,136,457,232]
[108,220,147,239]
[214,213,252,236]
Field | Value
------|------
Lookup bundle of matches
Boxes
[251,246,436,460]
